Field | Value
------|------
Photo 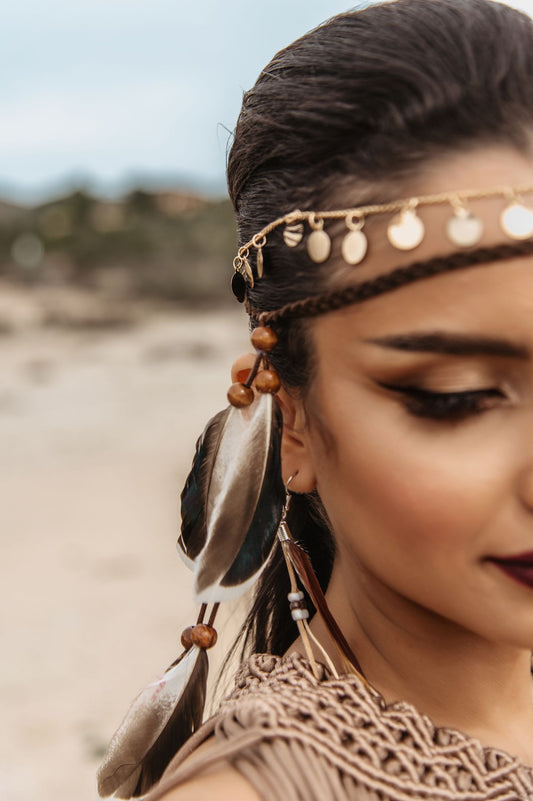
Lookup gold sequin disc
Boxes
[307,229,331,263]
[341,229,368,265]
[387,209,425,251]
[500,202,533,240]
[446,211,484,247]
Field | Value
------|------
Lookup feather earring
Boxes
[97,604,218,799]
[278,481,370,685]
[98,322,286,799]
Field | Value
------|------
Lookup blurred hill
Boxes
[0,188,237,328]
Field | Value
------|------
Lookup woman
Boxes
[98,0,533,798]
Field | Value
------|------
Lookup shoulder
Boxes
[157,768,260,801]
[156,740,261,801]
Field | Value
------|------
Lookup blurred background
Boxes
[1,1,533,800]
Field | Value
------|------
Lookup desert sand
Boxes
[0,283,250,801]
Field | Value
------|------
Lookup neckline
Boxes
[252,650,533,777]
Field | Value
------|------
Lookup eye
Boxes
[378,383,507,422]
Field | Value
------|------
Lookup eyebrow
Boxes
[363,332,530,359]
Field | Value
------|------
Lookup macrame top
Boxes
[143,652,533,801]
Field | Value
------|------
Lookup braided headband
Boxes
[232,182,533,322]
[248,239,533,325]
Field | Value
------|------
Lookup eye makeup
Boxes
[376,382,507,422]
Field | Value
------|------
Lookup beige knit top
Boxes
[144,652,533,801]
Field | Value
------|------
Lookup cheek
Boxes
[309,394,511,582]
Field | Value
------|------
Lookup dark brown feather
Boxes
[180,407,231,562]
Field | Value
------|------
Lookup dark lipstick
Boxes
[488,551,533,590]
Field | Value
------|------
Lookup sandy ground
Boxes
[0,284,250,801]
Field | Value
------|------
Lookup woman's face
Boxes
[289,144,533,648]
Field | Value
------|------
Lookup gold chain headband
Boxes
[231,183,533,300]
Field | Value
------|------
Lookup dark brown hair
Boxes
[225,0,533,659]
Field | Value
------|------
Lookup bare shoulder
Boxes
[158,766,261,801]
[157,738,262,801]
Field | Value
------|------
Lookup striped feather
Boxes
[179,393,284,603]
[97,646,207,799]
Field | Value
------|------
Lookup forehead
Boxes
[317,256,533,342]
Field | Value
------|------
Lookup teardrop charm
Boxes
[283,222,304,248]
[500,202,533,240]
[341,229,368,265]
[307,229,331,263]
[256,246,264,279]
[446,209,484,247]
[242,257,254,287]
[387,208,425,251]
[231,271,246,303]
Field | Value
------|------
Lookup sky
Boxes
[3,0,533,204]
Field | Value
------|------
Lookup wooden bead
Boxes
[255,369,281,394]
[180,626,194,650]
[190,623,218,649]
[227,382,254,408]
[251,326,278,352]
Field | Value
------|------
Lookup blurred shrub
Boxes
[0,188,238,304]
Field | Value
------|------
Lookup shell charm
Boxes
[387,207,425,251]
[500,201,533,240]
[446,207,484,247]
[283,222,304,248]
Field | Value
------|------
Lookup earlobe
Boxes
[276,388,317,493]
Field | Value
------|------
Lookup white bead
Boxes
[291,608,309,621]
[288,591,304,602]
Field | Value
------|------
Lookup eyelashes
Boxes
[378,383,506,421]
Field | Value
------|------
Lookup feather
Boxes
[285,537,364,674]
[179,393,284,604]
[97,646,207,799]
[179,406,231,563]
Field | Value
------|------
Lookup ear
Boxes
[276,387,317,493]
[229,355,317,493]
[230,353,256,385]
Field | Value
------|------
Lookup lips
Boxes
[488,553,533,590]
